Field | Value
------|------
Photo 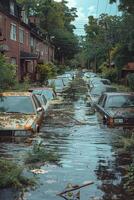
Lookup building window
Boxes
[19,28,24,43]
[10,1,15,15]
[10,23,17,41]
[11,57,17,65]
[25,32,29,46]
[30,36,34,47]
[21,10,28,24]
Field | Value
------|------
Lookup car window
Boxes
[0,96,34,113]
[105,87,117,92]
[33,95,42,109]
[101,80,111,85]
[42,90,54,100]
[55,79,64,87]
[35,94,43,106]
[98,95,106,107]
[42,95,47,105]
[90,86,105,95]
[105,95,134,108]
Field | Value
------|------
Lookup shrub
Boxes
[127,73,134,91]
[37,62,57,84]
[99,62,118,82]
[0,54,16,91]
[56,64,67,75]
[0,158,35,189]
[119,136,134,151]
[12,75,32,91]
[124,164,134,196]
[25,142,60,165]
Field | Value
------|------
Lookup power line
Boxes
[116,0,119,16]
[104,0,109,13]
[96,0,99,17]
[109,4,112,15]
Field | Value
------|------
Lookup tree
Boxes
[0,54,16,91]
[110,0,134,14]
[17,0,79,63]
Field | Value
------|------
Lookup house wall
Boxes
[31,36,54,64]
[0,11,20,77]
[0,0,55,82]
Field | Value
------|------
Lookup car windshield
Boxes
[42,90,54,100]
[90,87,105,95]
[0,96,35,113]
[101,80,111,85]
[55,79,64,87]
[105,87,117,92]
[105,95,134,108]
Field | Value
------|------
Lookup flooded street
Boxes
[0,78,132,200]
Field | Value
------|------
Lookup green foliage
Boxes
[0,158,35,189]
[124,164,134,196]
[0,54,16,91]
[25,142,60,165]
[110,0,134,14]
[17,0,79,62]
[12,75,32,91]
[119,136,134,151]
[113,83,130,92]
[127,74,134,91]
[37,62,57,84]
[84,14,122,70]
[56,64,67,75]
[99,63,118,82]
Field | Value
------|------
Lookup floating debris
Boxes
[58,181,94,200]
[31,169,48,174]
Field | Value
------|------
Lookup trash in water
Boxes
[58,181,94,200]
[31,169,48,174]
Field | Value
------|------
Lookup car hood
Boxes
[0,113,36,130]
[105,107,134,118]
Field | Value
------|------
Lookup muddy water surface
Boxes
[0,79,130,200]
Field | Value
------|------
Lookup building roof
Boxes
[122,62,134,71]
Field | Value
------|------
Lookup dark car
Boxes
[88,85,117,106]
[95,92,134,128]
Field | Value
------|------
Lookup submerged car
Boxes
[29,87,56,111]
[90,78,111,88]
[88,85,117,106]
[95,92,134,128]
[48,78,66,94]
[0,92,44,135]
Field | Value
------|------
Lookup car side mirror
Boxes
[37,107,42,112]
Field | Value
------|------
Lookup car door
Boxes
[96,94,107,121]
[32,95,44,126]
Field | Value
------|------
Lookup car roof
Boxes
[103,92,134,96]
[0,92,32,96]
[29,87,53,92]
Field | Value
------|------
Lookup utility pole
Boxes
[104,21,111,68]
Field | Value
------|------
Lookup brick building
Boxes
[0,0,54,81]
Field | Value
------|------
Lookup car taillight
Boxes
[109,117,114,125]
[24,124,32,130]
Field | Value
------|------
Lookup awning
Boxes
[20,51,38,60]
